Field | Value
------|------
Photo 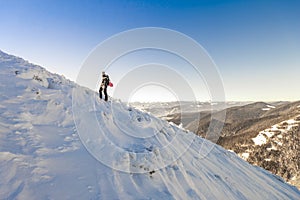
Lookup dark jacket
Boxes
[101,74,110,88]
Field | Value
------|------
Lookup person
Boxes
[99,71,110,101]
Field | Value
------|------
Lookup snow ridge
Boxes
[0,50,299,199]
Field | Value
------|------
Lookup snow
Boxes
[241,153,250,160]
[270,125,279,131]
[281,119,299,131]
[266,105,276,109]
[261,105,275,111]
[263,131,275,138]
[252,133,267,146]
[287,119,296,124]
[267,145,277,151]
[0,50,300,199]
[252,115,300,147]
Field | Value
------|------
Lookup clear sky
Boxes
[0,0,299,101]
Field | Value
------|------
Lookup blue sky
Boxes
[0,0,299,101]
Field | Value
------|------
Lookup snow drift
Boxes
[0,50,299,199]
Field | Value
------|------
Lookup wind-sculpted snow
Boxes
[0,50,299,199]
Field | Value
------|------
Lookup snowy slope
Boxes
[0,50,299,199]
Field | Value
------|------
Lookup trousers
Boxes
[99,86,108,101]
